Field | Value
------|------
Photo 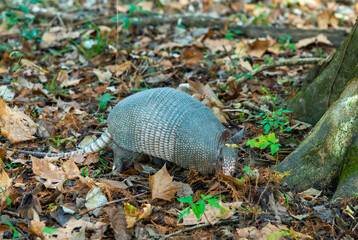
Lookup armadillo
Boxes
[9,88,238,175]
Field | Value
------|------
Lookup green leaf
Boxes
[197,200,206,214]
[270,143,281,155]
[178,207,191,222]
[243,165,255,176]
[177,195,193,204]
[96,93,115,111]
[42,227,59,234]
[201,194,213,200]
[0,187,12,206]
[191,204,202,220]
[264,124,271,134]
[246,139,257,148]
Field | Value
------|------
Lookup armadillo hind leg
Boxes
[112,143,141,172]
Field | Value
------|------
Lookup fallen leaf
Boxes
[32,156,66,182]
[105,206,129,240]
[100,179,128,190]
[0,98,37,143]
[295,34,332,48]
[183,48,203,65]
[124,203,152,228]
[93,69,112,83]
[106,61,132,77]
[29,220,45,239]
[62,159,81,179]
[149,164,181,201]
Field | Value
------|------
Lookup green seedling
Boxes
[2,5,42,41]
[0,187,11,206]
[177,194,225,221]
[278,35,295,51]
[225,29,243,40]
[250,108,292,134]
[1,216,20,238]
[246,132,281,155]
[81,167,89,177]
[49,136,76,149]
[95,93,116,111]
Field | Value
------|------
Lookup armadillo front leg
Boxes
[112,143,141,172]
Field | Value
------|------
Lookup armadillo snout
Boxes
[221,146,238,175]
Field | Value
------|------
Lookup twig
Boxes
[79,191,149,215]
[241,101,312,128]
[159,217,241,240]
[327,18,357,108]
[235,57,323,85]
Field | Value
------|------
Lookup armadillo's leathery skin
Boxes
[108,88,237,175]
[9,129,112,157]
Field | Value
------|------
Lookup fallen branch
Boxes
[28,7,347,46]
[236,57,324,85]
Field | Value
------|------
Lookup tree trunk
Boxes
[284,20,358,125]
[275,19,358,201]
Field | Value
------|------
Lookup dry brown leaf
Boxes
[203,39,236,53]
[155,42,185,51]
[124,203,153,228]
[317,3,339,29]
[212,107,228,125]
[62,159,80,179]
[248,38,269,58]
[105,206,129,240]
[100,179,128,190]
[29,220,45,239]
[93,69,112,83]
[0,98,37,143]
[137,1,153,11]
[183,48,203,65]
[32,156,66,182]
[295,34,332,48]
[106,61,132,77]
[0,167,11,189]
[45,218,108,239]
[149,164,181,201]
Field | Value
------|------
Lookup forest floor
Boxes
[0,0,357,239]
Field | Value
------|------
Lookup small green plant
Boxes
[110,3,148,30]
[264,57,273,63]
[2,5,42,41]
[177,194,225,221]
[81,167,89,177]
[278,35,295,51]
[246,132,281,155]
[49,136,76,149]
[251,108,292,134]
[95,93,116,111]
[262,87,278,109]
[225,29,243,40]
[1,216,20,238]
[0,187,12,206]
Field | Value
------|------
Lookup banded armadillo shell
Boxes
[107,88,230,174]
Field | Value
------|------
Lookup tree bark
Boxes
[284,20,358,125]
[275,19,358,201]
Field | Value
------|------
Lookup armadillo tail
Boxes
[8,129,112,157]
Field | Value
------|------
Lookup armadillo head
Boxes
[218,129,238,175]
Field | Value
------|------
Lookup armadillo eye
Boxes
[219,156,224,162]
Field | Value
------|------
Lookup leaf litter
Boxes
[0,0,357,239]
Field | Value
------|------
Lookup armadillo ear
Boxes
[232,128,244,145]
[219,129,231,147]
